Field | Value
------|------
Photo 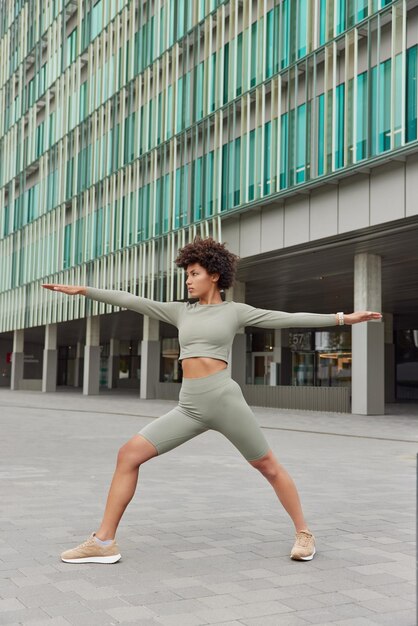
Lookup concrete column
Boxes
[140,316,160,399]
[352,253,385,415]
[226,281,246,387]
[280,329,292,385]
[42,323,58,393]
[384,313,395,403]
[74,341,82,387]
[107,338,120,389]
[11,329,24,391]
[83,315,100,395]
[269,329,282,385]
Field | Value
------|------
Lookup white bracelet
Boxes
[336,312,344,326]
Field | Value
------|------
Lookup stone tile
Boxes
[0,389,415,626]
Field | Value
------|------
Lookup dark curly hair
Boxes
[174,236,240,291]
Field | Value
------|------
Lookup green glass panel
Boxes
[92,208,101,257]
[176,76,183,133]
[297,0,307,57]
[335,84,345,168]
[153,179,160,237]
[91,0,103,40]
[174,167,181,228]
[177,1,185,39]
[79,81,87,121]
[166,84,173,139]
[393,52,402,149]
[184,71,191,127]
[193,157,202,221]
[250,22,257,87]
[319,0,326,45]
[296,104,306,182]
[356,71,367,160]
[210,52,216,112]
[195,62,204,121]
[371,65,378,155]
[280,112,288,188]
[336,0,346,34]
[248,130,255,199]
[204,150,214,218]
[280,0,290,68]
[157,92,162,143]
[221,143,228,210]
[380,59,392,152]
[233,137,240,206]
[162,173,170,233]
[266,10,274,79]
[406,45,417,142]
[264,122,271,194]
[223,42,229,105]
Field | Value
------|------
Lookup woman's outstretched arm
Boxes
[234,302,382,329]
[41,284,183,327]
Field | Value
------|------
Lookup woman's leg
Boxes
[95,434,158,540]
[248,450,310,533]
[95,406,208,540]
[209,379,310,533]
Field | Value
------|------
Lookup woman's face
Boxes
[185,262,220,297]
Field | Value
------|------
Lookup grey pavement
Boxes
[0,387,416,626]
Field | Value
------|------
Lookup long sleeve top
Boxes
[85,287,337,364]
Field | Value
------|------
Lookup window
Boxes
[250,22,257,87]
[79,81,87,121]
[371,58,391,155]
[67,28,77,66]
[64,224,72,269]
[280,0,290,69]
[124,113,135,165]
[166,84,173,139]
[204,150,214,217]
[265,10,274,79]
[35,122,44,158]
[296,104,306,182]
[264,122,272,194]
[195,62,204,121]
[176,77,183,133]
[406,45,417,142]
[335,83,345,168]
[210,52,216,112]
[91,0,103,41]
[297,0,308,57]
[248,129,255,199]
[280,113,289,188]
[236,33,243,96]
[193,158,203,221]
[356,71,368,160]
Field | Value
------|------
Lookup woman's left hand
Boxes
[344,311,383,325]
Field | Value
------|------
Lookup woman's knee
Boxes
[249,450,279,480]
[117,434,158,467]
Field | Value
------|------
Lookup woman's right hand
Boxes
[41,284,86,296]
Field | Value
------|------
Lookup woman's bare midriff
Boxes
[181,357,228,379]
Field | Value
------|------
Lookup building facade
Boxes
[1,0,417,414]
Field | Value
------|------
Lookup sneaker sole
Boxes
[290,547,316,561]
[61,554,121,564]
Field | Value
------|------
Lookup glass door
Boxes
[251,353,275,384]
[292,352,315,386]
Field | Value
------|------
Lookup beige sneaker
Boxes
[60,532,121,564]
[290,530,316,561]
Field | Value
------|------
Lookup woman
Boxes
[42,236,382,564]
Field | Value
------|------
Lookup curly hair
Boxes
[174,236,240,291]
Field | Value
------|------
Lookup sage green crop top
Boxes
[85,287,337,364]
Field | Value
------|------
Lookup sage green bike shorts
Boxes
[137,368,270,461]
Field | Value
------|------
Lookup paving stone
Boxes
[0,389,414,626]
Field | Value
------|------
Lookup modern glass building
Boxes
[1,0,417,414]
